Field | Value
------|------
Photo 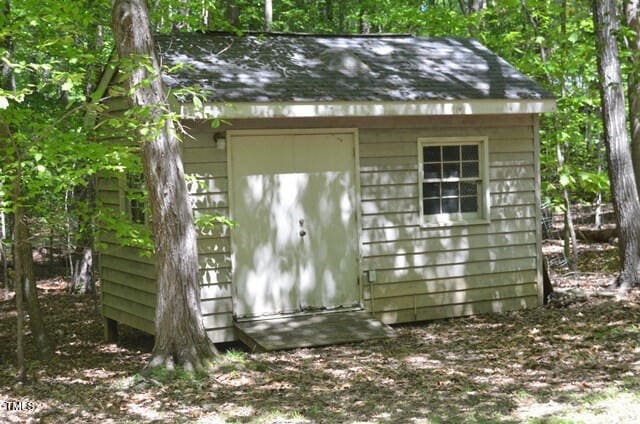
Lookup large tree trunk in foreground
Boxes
[111,0,217,371]
[594,0,640,291]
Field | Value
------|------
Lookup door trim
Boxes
[227,128,363,319]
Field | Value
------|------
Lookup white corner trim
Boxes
[177,98,556,119]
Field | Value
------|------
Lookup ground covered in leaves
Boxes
[1,242,640,423]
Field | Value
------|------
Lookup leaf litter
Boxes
[0,241,639,423]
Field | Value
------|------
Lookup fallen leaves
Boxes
[0,245,640,422]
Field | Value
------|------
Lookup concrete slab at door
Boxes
[229,130,359,319]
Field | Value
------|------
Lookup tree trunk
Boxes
[459,0,487,15]
[625,0,640,196]
[225,0,240,28]
[265,0,272,31]
[14,205,52,360]
[14,226,25,382]
[1,0,12,295]
[3,0,51,362]
[594,0,640,290]
[71,247,94,294]
[69,184,95,294]
[557,142,578,272]
[562,191,578,273]
[111,0,217,372]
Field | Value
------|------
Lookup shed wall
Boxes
[96,95,158,336]
[357,117,542,322]
[98,114,542,343]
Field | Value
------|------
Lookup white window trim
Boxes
[418,136,490,228]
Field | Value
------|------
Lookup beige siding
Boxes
[97,144,159,335]
[98,113,541,345]
[98,124,235,343]
[183,131,234,342]
[357,115,541,323]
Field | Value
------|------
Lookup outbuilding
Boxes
[96,33,556,349]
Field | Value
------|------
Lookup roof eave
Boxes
[177,98,557,120]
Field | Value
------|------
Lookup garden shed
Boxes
[96,32,556,348]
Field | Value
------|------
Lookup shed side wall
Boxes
[356,116,540,322]
[97,94,157,335]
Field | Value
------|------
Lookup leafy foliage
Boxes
[1,0,627,255]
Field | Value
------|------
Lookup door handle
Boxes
[299,218,306,237]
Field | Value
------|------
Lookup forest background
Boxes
[0,0,628,289]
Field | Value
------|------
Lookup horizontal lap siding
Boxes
[97,122,234,343]
[96,96,158,334]
[98,114,540,343]
[358,116,541,323]
[97,169,158,335]
[183,133,234,343]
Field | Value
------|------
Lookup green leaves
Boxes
[194,213,236,233]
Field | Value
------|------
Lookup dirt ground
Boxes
[1,241,639,423]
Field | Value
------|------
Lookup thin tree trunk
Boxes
[14,228,25,382]
[12,155,51,367]
[265,0,272,31]
[562,191,578,273]
[556,141,578,272]
[69,184,95,294]
[71,247,94,294]
[14,204,52,360]
[1,0,11,297]
[3,0,50,364]
[111,0,217,372]
[225,0,240,27]
[625,0,640,196]
[594,0,640,290]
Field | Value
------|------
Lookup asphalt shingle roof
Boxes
[156,32,554,103]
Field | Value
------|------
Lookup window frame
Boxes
[121,172,148,225]
[417,136,490,227]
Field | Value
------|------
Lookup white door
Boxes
[229,130,360,319]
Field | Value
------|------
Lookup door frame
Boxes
[226,128,363,319]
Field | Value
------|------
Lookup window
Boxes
[418,137,489,226]
[125,173,147,224]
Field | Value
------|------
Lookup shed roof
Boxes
[152,32,555,118]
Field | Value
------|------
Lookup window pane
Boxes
[424,163,441,179]
[461,196,478,212]
[461,161,479,178]
[423,146,441,162]
[442,182,459,196]
[443,163,460,178]
[420,141,485,222]
[423,199,441,215]
[460,182,477,195]
[461,145,479,160]
[442,145,459,161]
[442,198,459,213]
[423,182,440,198]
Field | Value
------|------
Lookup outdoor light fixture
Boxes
[213,132,226,150]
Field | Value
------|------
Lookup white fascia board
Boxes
[177,98,557,119]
